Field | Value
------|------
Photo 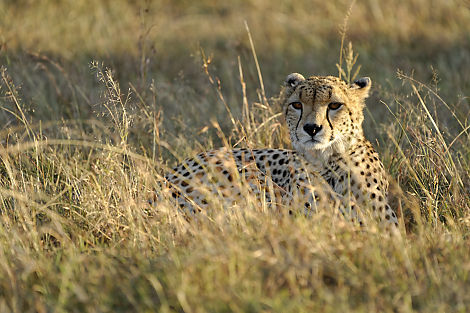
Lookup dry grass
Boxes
[0,0,470,312]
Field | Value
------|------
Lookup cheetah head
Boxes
[282,73,371,161]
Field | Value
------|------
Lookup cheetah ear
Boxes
[284,73,305,89]
[351,77,372,98]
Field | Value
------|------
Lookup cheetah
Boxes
[162,73,398,228]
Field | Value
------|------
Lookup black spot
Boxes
[273,169,278,175]
[272,153,279,160]
[183,171,190,177]
[222,170,229,175]
[378,196,383,202]
[355,162,359,166]
[327,177,336,189]
[279,159,285,166]
[385,214,390,220]
[360,171,365,176]
[282,170,288,177]
[267,160,272,166]
[181,181,188,187]
[228,174,233,182]
[373,178,378,183]
[367,183,371,187]
[371,193,376,199]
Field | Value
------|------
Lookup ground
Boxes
[0,0,469,312]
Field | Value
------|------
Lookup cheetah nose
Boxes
[303,123,323,137]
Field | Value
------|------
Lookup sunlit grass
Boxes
[0,0,469,312]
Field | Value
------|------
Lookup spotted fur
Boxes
[161,74,399,228]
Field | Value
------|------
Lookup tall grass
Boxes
[0,0,469,312]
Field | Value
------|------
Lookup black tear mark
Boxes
[326,108,334,130]
[294,105,303,141]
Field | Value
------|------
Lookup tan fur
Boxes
[160,74,399,228]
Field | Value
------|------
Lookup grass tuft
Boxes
[0,0,469,311]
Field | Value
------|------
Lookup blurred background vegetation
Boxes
[1,0,469,140]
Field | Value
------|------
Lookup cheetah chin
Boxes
[296,136,347,163]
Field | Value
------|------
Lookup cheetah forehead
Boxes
[295,76,349,102]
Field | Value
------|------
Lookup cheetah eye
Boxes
[328,102,344,110]
[290,102,302,110]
